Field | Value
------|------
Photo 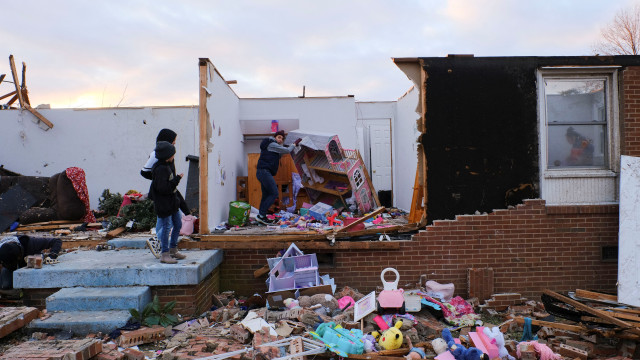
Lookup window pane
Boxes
[546,79,605,124]
[547,124,606,168]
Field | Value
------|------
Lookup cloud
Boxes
[0,0,634,108]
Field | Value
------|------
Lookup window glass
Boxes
[545,79,607,168]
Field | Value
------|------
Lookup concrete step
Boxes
[28,310,131,336]
[14,249,223,288]
[46,286,151,313]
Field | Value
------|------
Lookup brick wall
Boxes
[154,267,220,316]
[623,66,640,157]
[22,288,58,309]
[221,199,618,300]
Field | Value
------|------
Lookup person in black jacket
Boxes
[141,128,191,215]
[149,141,186,264]
[0,235,62,289]
[256,130,301,225]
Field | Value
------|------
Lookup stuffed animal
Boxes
[431,338,448,355]
[441,328,489,360]
[372,320,404,350]
[362,334,378,353]
[483,326,515,360]
[283,298,300,310]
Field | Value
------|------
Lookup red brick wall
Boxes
[154,267,219,316]
[221,199,618,300]
[623,66,640,156]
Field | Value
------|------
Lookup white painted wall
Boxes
[0,106,198,210]
[394,86,420,211]
[204,64,244,229]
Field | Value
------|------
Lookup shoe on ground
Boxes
[170,248,186,259]
[256,214,275,225]
[160,252,177,264]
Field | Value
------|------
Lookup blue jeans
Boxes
[256,168,278,216]
[156,211,182,253]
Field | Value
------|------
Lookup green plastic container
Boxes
[228,201,251,226]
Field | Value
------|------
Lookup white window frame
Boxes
[538,67,621,203]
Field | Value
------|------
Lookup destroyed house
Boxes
[3,55,640,308]
[222,55,640,303]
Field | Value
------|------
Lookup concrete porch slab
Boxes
[28,310,131,336]
[14,249,223,289]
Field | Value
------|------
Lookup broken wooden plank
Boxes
[543,290,640,335]
[24,104,54,129]
[16,223,83,231]
[200,222,416,242]
[603,307,640,315]
[513,316,587,332]
[0,74,5,84]
[105,226,126,239]
[0,90,15,101]
[254,264,270,278]
[8,55,24,108]
[333,207,386,234]
[600,310,640,323]
[575,289,617,303]
[181,239,404,250]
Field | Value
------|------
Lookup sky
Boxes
[1,0,637,108]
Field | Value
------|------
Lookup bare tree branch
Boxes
[594,4,640,55]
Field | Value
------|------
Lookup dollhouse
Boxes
[284,130,378,214]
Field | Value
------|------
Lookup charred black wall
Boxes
[421,57,540,223]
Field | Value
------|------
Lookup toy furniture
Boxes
[284,130,379,213]
[267,243,320,292]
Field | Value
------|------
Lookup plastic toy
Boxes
[310,321,364,357]
[377,268,405,314]
[372,320,403,350]
[327,210,343,226]
[405,338,426,360]
[442,328,489,360]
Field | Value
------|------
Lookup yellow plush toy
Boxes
[372,320,404,350]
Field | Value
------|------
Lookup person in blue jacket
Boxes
[0,235,62,289]
[256,130,301,225]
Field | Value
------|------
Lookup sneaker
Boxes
[256,214,274,225]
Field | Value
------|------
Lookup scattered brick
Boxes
[0,306,40,339]
[123,347,145,360]
[95,343,125,360]
[557,343,588,360]
[0,338,102,360]
[117,326,166,347]
[467,268,494,301]
[230,323,251,343]
[518,342,537,360]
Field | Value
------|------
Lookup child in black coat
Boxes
[149,141,186,264]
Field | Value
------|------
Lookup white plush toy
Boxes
[483,326,515,360]
[431,338,448,355]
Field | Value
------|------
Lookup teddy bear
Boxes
[442,328,489,360]
[372,320,404,350]
[483,326,515,360]
[431,338,448,355]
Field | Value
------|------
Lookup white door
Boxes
[368,122,392,191]
[619,155,640,307]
